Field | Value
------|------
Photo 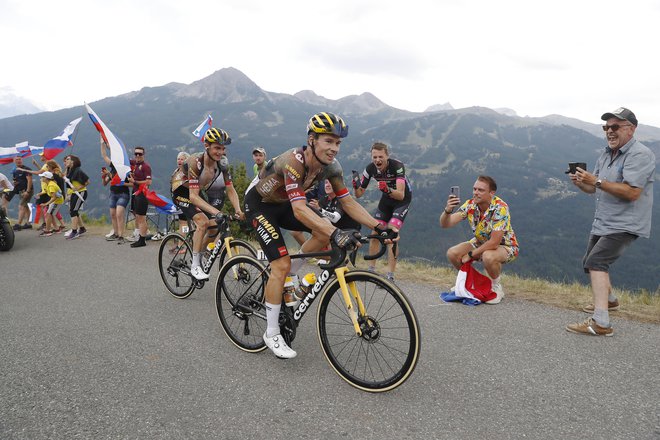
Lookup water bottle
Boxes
[204,242,215,261]
[295,273,317,301]
[283,275,298,307]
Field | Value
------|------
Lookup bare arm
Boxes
[225,184,245,219]
[338,196,380,230]
[100,138,112,166]
[574,168,642,200]
[291,198,336,238]
[354,186,366,198]
[439,195,463,228]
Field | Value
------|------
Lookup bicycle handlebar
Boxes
[318,233,390,271]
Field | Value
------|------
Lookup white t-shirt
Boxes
[0,172,14,191]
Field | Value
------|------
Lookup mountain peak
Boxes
[175,67,264,103]
[425,102,453,112]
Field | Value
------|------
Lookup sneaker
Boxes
[13,224,21,231]
[117,237,126,245]
[104,229,116,239]
[66,231,79,240]
[130,240,146,248]
[105,234,119,241]
[565,317,614,337]
[191,266,210,280]
[263,333,297,359]
[78,227,87,235]
[55,226,65,234]
[582,300,620,313]
[39,230,53,237]
[22,223,33,230]
[37,223,46,231]
[64,229,73,237]
[485,283,505,305]
[124,234,137,242]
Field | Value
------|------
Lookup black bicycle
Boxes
[158,214,258,299]
[215,234,421,392]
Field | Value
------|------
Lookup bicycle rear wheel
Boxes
[158,233,195,299]
[317,270,421,392]
[218,238,258,270]
[216,255,268,352]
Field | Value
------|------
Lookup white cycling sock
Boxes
[265,302,281,337]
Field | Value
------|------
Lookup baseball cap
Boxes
[252,147,266,155]
[601,107,638,126]
[40,171,54,179]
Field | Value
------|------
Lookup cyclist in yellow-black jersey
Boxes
[244,112,398,359]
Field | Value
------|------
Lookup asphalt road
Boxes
[1,231,659,440]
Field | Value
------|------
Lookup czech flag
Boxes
[42,117,82,160]
[192,114,213,142]
[144,189,180,215]
[85,103,131,181]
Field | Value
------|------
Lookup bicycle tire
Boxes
[0,220,15,251]
[218,239,258,270]
[316,270,421,392]
[216,255,269,352]
[157,233,196,299]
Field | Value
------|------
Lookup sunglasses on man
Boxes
[601,124,632,132]
[134,152,144,156]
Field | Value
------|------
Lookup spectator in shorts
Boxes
[127,146,152,248]
[3,156,33,230]
[63,155,89,240]
[37,171,64,237]
[101,138,131,244]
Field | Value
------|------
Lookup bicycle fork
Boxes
[334,267,366,337]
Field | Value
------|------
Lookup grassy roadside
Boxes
[374,259,660,324]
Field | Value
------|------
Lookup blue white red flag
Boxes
[0,142,40,164]
[192,115,213,142]
[42,117,82,160]
[27,202,37,224]
[85,103,131,181]
[144,188,180,215]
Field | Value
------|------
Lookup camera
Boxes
[566,162,587,174]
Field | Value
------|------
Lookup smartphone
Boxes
[450,186,460,200]
[567,162,587,174]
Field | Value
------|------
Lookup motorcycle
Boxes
[0,206,15,251]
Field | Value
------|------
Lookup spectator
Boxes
[440,175,519,304]
[127,146,152,248]
[37,171,64,237]
[170,151,190,234]
[566,107,655,337]
[311,179,360,230]
[3,156,33,230]
[63,154,89,240]
[353,142,412,281]
[100,138,131,244]
[17,158,66,233]
[0,171,14,202]
[252,147,266,177]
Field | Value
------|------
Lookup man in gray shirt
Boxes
[566,107,655,336]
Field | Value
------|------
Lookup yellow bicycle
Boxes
[215,234,421,392]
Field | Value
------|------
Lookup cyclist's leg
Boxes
[191,211,209,266]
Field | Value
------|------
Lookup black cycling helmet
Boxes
[306,112,348,138]
[204,128,232,145]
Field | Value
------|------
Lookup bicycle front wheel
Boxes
[158,233,195,299]
[218,238,258,270]
[317,271,421,392]
[216,255,268,352]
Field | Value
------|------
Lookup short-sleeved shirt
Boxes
[66,167,89,195]
[12,166,31,191]
[592,138,655,238]
[0,172,14,191]
[131,160,152,183]
[185,152,233,203]
[251,147,349,204]
[458,195,519,249]
[359,158,412,203]
[45,180,64,204]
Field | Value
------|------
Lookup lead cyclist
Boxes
[243,112,397,359]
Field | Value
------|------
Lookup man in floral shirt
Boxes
[440,175,519,304]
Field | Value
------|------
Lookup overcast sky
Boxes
[2,0,660,126]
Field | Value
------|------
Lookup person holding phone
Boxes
[565,107,655,337]
[440,175,519,304]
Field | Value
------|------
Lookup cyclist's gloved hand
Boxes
[377,180,391,194]
[331,228,361,250]
[351,170,361,189]
[214,212,226,225]
[375,224,398,241]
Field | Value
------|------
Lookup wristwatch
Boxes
[595,179,602,188]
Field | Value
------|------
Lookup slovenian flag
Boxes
[42,117,82,160]
[192,114,213,142]
[0,142,39,164]
[85,103,131,181]
[144,189,180,215]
